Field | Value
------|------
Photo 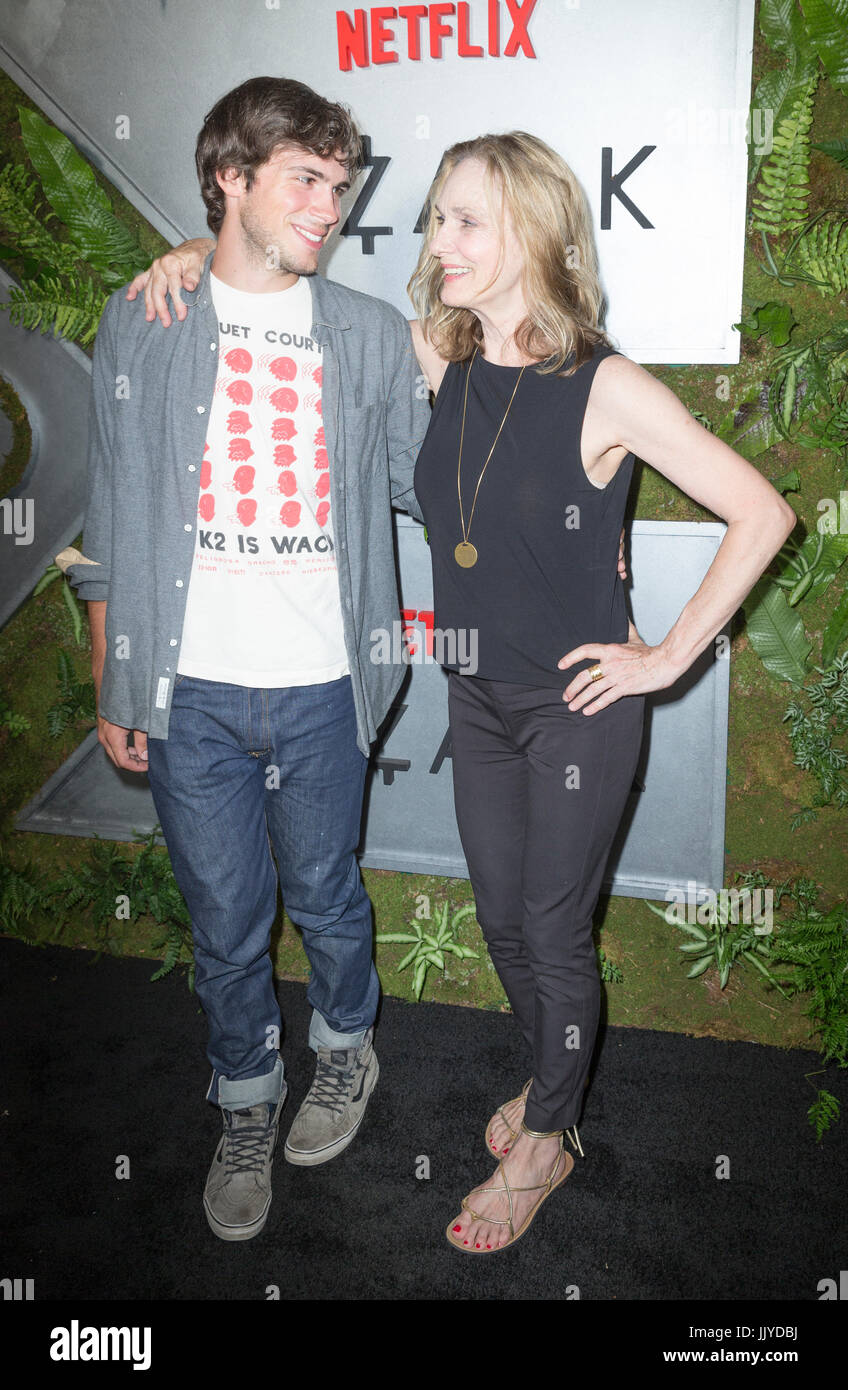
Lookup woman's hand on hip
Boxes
[558,626,676,713]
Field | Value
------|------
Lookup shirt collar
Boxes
[181,251,351,333]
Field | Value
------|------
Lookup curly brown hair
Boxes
[196,76,363,235]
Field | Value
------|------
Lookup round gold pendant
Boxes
[454,541,478,568]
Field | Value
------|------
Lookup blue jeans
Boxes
[146,673,378,1110]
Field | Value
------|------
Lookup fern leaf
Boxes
[0,163,80,275]
[18,108,145,275]
[808,1087,840,1140]
[751,0,820,184]
[803,0,848,96]
[4,273,105,346]
[794,215,848,296]
[751,81,816,236]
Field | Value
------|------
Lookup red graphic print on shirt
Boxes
[180,275,346,688]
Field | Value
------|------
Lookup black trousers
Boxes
[448,672,645,1132]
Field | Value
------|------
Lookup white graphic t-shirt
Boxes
[177,272,349,686]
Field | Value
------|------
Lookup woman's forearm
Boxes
[655,505,795,681]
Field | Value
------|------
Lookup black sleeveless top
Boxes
[413,344,635,685]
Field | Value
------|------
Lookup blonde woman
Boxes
[407,131,793,1254]
[130,130,794,1256]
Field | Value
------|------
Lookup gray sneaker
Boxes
[284,1029,378,1167]
[203,1090,286,1241]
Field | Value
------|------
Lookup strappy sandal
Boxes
[485,1081,586,1160]
[446,1123,574,1254]
[484,1079,532,1155]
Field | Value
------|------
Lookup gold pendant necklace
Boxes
[456,347,527,568]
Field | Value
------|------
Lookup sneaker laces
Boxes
[222,1108,275,1176]
[305,1052,357,1114]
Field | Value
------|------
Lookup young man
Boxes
[65,77,429,1241]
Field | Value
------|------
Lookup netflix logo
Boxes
[337,0,540,71]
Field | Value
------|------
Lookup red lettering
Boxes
[337,8,369,70]
[456,1,483,56]
[401,607,419,657]
[429,2,454,58]
[488,0,499,55]
[398,3,427,59]
[503,0,537,57]
[371,6,399,63]
[338,0,537,67]
[417,609,435,656]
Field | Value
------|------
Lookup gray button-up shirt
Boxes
[65,255,430,754]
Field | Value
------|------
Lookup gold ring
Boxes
[588,665,604,683]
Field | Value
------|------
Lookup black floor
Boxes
[2,935,846,1302]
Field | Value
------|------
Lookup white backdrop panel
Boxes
[1,0,755,361]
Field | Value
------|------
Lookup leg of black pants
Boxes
[449,673,645,1132]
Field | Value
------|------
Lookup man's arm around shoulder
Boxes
[384,311,430,523]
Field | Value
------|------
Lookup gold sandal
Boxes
[485,1082,585,1159]
[446,1123,574,1254]
[484,1079,532,1155]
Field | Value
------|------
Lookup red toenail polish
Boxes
[476,1243,481,1248]
[487,1244,492,1249]
[452,1225,461,1232]
[463,1240,468,1245]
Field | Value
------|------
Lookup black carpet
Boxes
[1,935,846,1303]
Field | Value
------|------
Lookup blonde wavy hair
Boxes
[408,131,610,376]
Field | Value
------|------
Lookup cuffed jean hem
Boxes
[308,1008,368,1053]
[209,1054,287,1112]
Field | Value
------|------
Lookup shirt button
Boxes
[210,342,216,350]
[196,405,206,414]
[188,464,196,472]
[184,523,192,531]
[169,639,178,647]
[175,580,184,588]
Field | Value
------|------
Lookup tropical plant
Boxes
[51,827,195,985]
[649,867,848,1136]
[376,900,479,1000]
[597,947,624,984]
[765,875,848,1138]
[0,692,30,737]
[792,213,848,295]
[47,649,95,735]
[783,649,848,826]
[0,107,147,346]
[130,828,194,988]
[33,561,85,645]
[0,852,57,942]
[749,0,820,187]
[644,874,787,992]
[51,839,130,957]
[751,79,817,239]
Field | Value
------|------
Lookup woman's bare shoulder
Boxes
[409,319,449,394]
